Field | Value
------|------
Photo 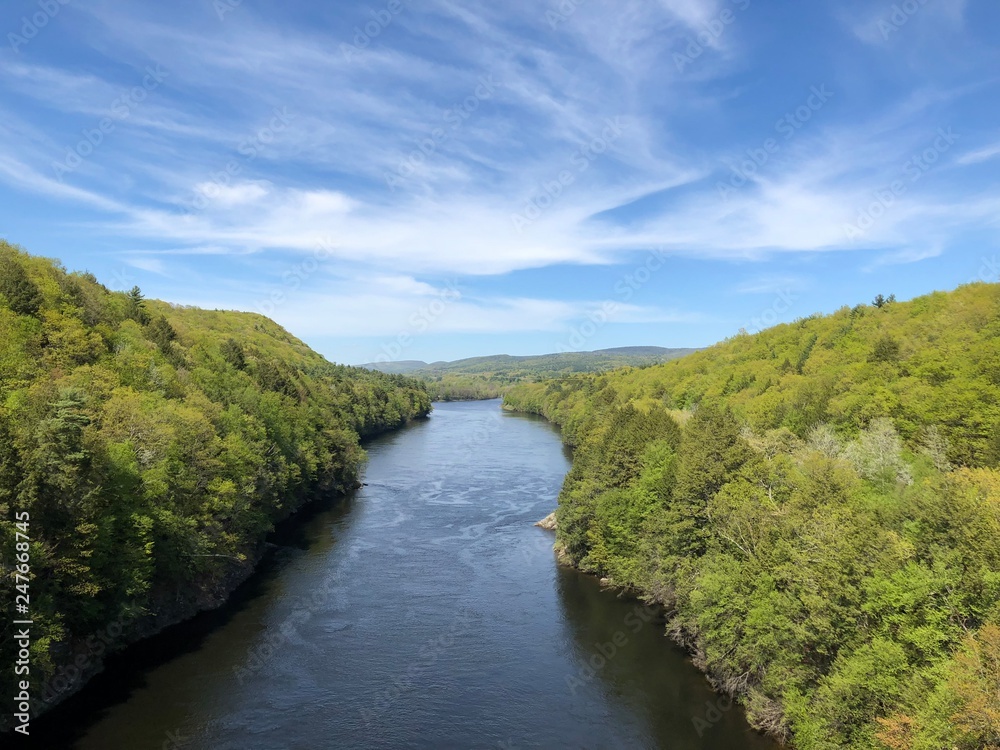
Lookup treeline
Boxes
[0,242,430,719]
[504,285,1000,749]
[424,375,505,402]
[371,348,698,402]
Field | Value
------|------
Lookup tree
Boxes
[0,410,21,511]
[32,388,92,494]
[220,337,246,370]
[126,286,150,324]
[843,418,912,487]
[870,335,902,363]
[668,404,753,556]
[0,253,42,317]
[148,315,177,351]
[986,423,1000,469]
[0,247,435,719]
[502,281,1000,747]
[949,624,1000,748]
[921,425,953,472]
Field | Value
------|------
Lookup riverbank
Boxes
[501,287,1000,748]
[0,247,438,735]
[507,399,783,744]
[22,400,776,749]
[7,413,430,734]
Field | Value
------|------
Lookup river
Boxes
[28,400,776,749]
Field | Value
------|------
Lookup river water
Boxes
[30,400,776,749]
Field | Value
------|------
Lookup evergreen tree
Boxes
[0,242,433,715]
[870,335,902,363]
[126,286,150,324]
[148,315,177,351]
[0,252,42,317]
[667,404,753,556]
[33,388,92,493]
[220,337,247,370]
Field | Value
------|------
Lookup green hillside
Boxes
[366,360,430,375]
[0,242,431,719]
[503,284,1000,749]
[364,346,700,401]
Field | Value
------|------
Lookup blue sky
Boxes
[1,0,998,365]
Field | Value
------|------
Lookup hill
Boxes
[364,360,430,375]
[0,242,431,723]
[363,346,700,400]
[503,284,1000,749]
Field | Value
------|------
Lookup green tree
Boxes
[126,286,150,324]
[0,252,42,317]
[667,404,753,557]
[948,623,1000,748]
[33,388,92,492]
[220,337,246,370]
[0,246,434,718]
[148,315,177,350]
[870,335,902,363]
[503,282,1000,746]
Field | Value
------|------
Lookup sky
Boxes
[1,0,998,365]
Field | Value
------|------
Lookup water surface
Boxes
[31,400,776,749]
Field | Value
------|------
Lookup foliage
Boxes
[504,283,1000,748]
[0,242,431,715]
[0,249,42,318]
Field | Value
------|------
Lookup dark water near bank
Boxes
[30,400,776,750]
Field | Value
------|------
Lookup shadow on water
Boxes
[498,403,575,463]
[23,487,364,750]
[24,418,436,748]
[555,566,776,750]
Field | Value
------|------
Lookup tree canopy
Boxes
[504,282,1000,749]
[0,242,431,718]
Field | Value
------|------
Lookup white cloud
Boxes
[734,275,810,295]
[193,181,271,207]
[293,293,694,337]
[0,0,994,343]
[849,0,967,45]
[124,256,169,275]
[958,142,1000,165]
[864,246,945,271]
[0,153,125,213]
[658,0,723,29]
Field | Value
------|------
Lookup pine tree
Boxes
[148,315,177,351]
[220,337,246,370]
[34,388,92,492]
[870,335,902,363]
[0,253,42,317]
[667,404,753,556]
[126,286,150,324]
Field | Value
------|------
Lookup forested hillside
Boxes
[365,347,699,401]
[504,285,1000,749]
[0,242,431,721]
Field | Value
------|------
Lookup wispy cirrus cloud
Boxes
[957,142,1000,165]
[0,0,997,359]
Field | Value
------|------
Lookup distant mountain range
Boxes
[361,346,698,375]
[361,346,701,400]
